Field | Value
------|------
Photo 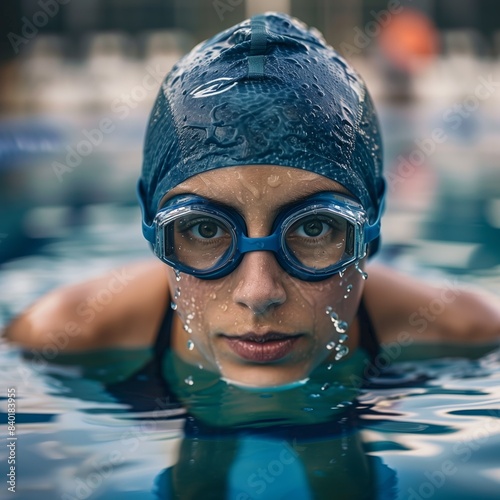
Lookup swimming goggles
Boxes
[141,191,383,281]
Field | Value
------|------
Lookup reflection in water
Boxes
[1,336,500,499]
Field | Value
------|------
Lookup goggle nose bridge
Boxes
[238,233,281,253]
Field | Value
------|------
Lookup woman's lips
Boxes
[222,333,302,363]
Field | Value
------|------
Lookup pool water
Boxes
[1,205,500,500]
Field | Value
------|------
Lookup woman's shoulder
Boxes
[364,263,500,345]
[3,260,170,351]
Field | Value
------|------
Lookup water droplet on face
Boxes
[187,340,194,351]
[329,310,339,323]
[184,375,194,386]
[339,268,346,278]
[326,341,336,350]
[174,287,181,299]
[174,269,182,282]
[321,383,330,391]
[346,284,353,292]
[267,174,282,187]
[325,306,332,315]
[170,302,178,310]
[355,262,368,280]
[335,321,348,334]
[309,393,321,399]
[209,292,217,300]
[219,303,228,312]
[334,345,349,361]
[338,333,348,344]
[327,363,334,370]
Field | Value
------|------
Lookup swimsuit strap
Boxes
[105,305,175,411]
[357,297,380,361]
[153,303,174,361]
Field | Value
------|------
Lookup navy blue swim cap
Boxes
[138,12,384,226]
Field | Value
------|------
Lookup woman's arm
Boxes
[3,260,170,352]
[364,263,500,345]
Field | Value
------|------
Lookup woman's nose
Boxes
[231,250,287,315]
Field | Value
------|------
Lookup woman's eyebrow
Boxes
[161,182,349,214]
[206,186,350,216]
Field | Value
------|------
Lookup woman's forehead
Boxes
[160,165,350,209]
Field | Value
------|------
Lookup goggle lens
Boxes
[162,208,354,274]
[284,211,348,270]
[166,212,234,271]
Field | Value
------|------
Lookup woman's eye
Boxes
[295,219,330,238]
[290,216,342,239]
[192,221,224,239]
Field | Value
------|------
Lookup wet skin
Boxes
[161,165,367,388]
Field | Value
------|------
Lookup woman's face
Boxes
[162,166,367,387]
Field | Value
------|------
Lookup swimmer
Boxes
[4,13,500,388]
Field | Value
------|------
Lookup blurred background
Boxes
[1,0,500,313]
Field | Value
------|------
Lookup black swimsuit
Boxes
[107,299,380,410]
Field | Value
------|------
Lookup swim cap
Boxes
[138,12,384,227]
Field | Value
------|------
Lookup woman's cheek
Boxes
[302,264,366,358]
[169,272,230,346]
